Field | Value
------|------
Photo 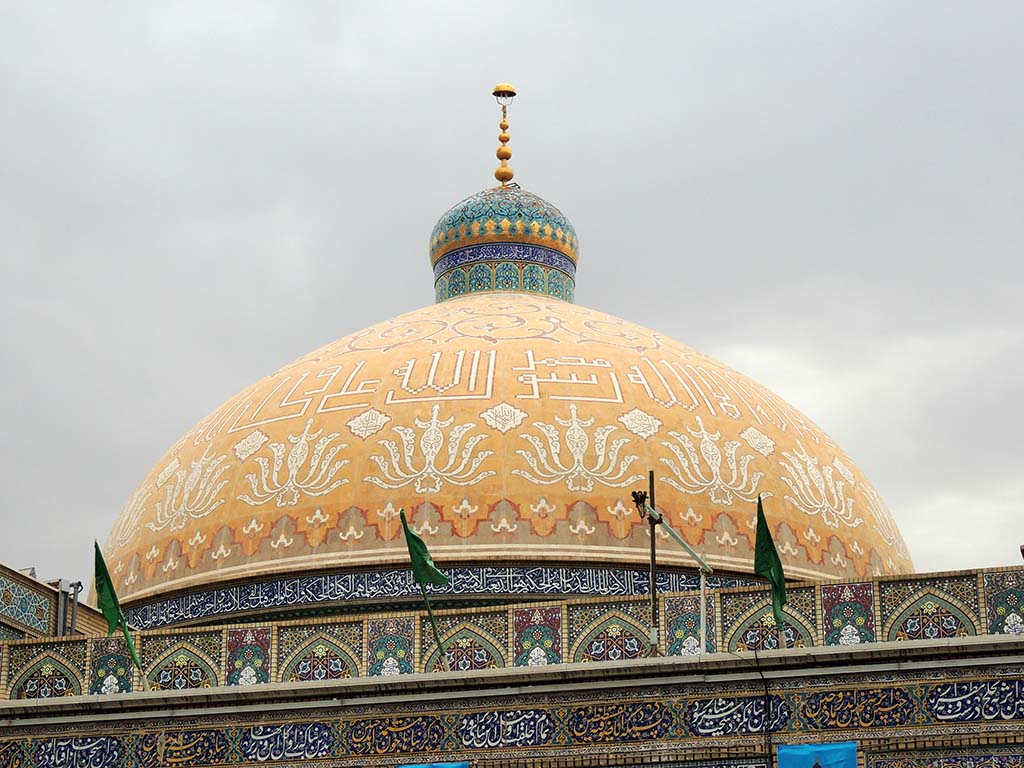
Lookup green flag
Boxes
[399,509,449,586]
[94,541,143,672]
[399,509,450,671]
[753,497,788,635]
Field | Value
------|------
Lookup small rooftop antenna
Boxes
[492,83,516,186]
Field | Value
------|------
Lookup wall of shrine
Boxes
[1,566,1021,699]
[1,637,1022,768]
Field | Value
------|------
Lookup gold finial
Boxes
[492,83,516,185]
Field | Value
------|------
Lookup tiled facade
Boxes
[2,566,1022,700]
[0,568,57,637]
[1,650,1022,767]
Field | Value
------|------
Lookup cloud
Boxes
[1,1,1022,585]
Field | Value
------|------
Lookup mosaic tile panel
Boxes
[0,624,24,641]
[7,640,86,684]
[148,646,219,691]
[278,622,361,665]
[883,592,980,642]
[89,636,134,695]
[283,635,359,682]
[720,590,770,637]
[140,631,222,670]
[569,601,651,663]
[0,573,54,634]
[821,581,875,645]
[12,656,81,699]
[786,587,816,627]
[880,575,980,623]
[226,627,271,686]
[513,605,562,665]
[366,616,415,677]
[720,589,815,651]
[983,570,1024,635]
[422,610,507,672]
[664,594,716,654]
[569,600,650,642]
[141,631,223,692]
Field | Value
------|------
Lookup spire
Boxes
[492,83,516,186]
[427,84,579,304]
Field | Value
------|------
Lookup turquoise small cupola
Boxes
[429,84,578,303]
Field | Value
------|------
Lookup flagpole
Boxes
[420,583,450,672]
[699,569,707,655]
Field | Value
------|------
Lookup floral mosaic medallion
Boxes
[226,628,271,686]
[90,652,132,695]
[822,582,875,645]
[89,637,134,695]
[514,606,562,666]
[366,617,415,677]
[368,634,413,677]
[665,595,716,655]
[227,645,269,686]
[985,571,1024,635]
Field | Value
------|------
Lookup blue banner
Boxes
[397,763,469,768]
[778,741,857,768]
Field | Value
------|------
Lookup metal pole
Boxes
[69,582,82,635]
[648,470,659,655]
[420,583,450,672]
[699,569,707,655]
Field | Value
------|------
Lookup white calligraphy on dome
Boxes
[514,351,623,403]
[346,408,391,440]
[480,402,528,433]
[617,407,662,439]
[387,349,495,403]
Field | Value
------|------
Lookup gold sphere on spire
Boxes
[492,83,516,185]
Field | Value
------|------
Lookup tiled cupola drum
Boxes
[430,186,578,303]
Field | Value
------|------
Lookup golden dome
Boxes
[105,292,912,607]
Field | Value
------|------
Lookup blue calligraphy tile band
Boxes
[123,566,753,630]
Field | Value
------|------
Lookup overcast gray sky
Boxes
[1,1,1021,587]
